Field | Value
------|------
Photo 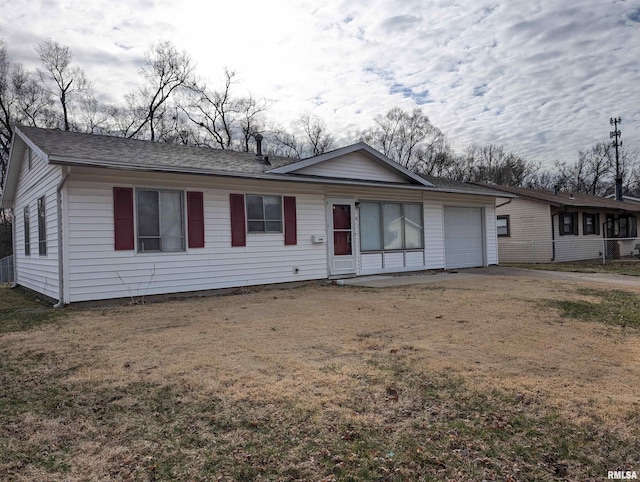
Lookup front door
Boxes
[327,199,357,276]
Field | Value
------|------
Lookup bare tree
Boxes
[300,114,334,156]
[358,107,446,172]
[553,142,619,196]
[237,94,269,152]
[76,95,111,134]
[180,69,238,149]
[1,40,54,183]
[266,127,303,158]
[453,144,540,186]
[0,39,17,169]
[127,41,194,141]
[36,39,89,131]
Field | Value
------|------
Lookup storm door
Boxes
[327,199,357,276]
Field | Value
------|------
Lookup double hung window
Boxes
[24,207,30,256]
[559,212,577,236]
[497,215,510,237]
[137,189,185,252]
[38,197,46,255]
[582,213,599,235]
[246,195,282,233]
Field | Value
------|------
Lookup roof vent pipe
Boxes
[255,133,263,157]
[553,184,559,195]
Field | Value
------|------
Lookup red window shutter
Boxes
[113,187,134,250]
[283,196,297,246]
[229,194,246,247]
[187,191,205,248]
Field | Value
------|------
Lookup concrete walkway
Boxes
[340,265,640,289]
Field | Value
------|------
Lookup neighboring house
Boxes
[605,194,640,205]
[488,185,640,263]
[1,126,511,304]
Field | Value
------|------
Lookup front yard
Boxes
[1,275,639,480]
[507,258,640,277]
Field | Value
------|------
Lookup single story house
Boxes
[488,184,640,263]
[1,126,511,304]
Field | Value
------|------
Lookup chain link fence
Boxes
[499,237,640,264]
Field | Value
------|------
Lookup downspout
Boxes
[496,198,512,209]
[551,212,557,261]
[10,206,17,288]
[53,167,70,308]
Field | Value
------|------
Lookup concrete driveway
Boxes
[341,265,640,289]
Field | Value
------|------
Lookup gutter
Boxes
[53,166,71,308]
[47,157,516,199]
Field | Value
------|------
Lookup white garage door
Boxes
[444,207,484,269]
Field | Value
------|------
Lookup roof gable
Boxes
[1,134,27,208]
[268,143,434,187]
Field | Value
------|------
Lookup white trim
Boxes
[326,197,357,277]
[16,127,50,163]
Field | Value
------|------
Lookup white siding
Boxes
[325,186,496,274]
[485,205,498,265]
[66,171,328,302]
[63,167,501,301]
[553,210,607,262]
[13,148,62,300]
[497,198,553,263]
[423,199,445,269]
[298,152,407,183]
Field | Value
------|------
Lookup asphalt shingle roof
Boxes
[484,184,640,212]
[18,126,296,175]
[420,174,511,196]
[14,126,513,198]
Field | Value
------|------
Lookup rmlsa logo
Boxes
[608,471,638,480]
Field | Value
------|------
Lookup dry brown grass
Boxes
[2,275,640,480]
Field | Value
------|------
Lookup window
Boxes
[559,212,577,236]
[582,213,599,235]
[620,216,637,238]
[246,195,282,233]
[359,202,424,251]
[497,215,510,237]
[606,215,638,238]
[24,207,30,256]
[630,216,638,238]
[37,196,46,255]
[136,189,185,252]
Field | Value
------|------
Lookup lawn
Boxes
[507,258,640,276]
[1,276,639,481]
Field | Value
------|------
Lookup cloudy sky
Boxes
[1,0,639,166]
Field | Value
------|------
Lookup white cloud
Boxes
[1,0,638,167]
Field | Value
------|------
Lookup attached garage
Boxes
[444,207,485,269]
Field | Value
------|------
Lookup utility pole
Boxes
[610,116,623,201]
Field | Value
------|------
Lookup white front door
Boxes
[327,198,357,276]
